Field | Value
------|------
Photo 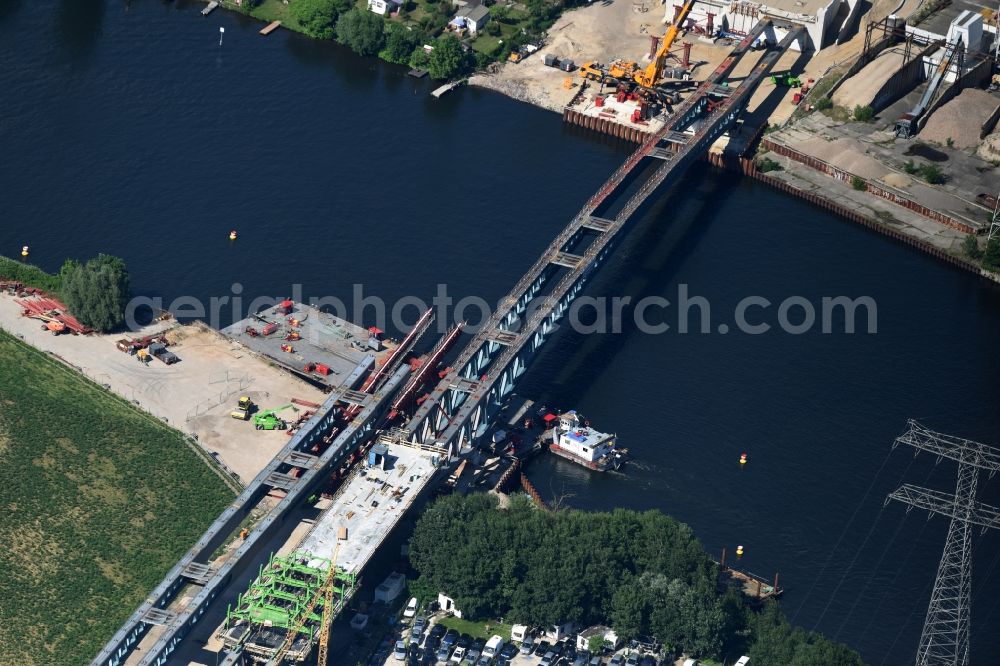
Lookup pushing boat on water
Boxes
[546,409,627,472]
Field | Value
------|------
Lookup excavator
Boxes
[253,404,295,431]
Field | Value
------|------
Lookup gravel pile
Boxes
[792,134,890,179]
[832,49,906,110]
[921,89,1000,149]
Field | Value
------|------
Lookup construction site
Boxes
[222,301,395,390]
[471,0,1000,262]
[209,438,443,664]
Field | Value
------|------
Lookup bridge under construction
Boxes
[92,20,805,666]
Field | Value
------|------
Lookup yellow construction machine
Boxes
[578,61,606,81]
[633,0,695,88]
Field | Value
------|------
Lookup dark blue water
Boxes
[2,3,1000,664]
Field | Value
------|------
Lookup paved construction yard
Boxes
[0,293,327,484]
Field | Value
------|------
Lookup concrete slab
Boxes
[297,442,440,574]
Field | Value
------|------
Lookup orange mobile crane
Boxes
[633,0,695,88]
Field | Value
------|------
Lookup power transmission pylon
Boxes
[989,194,1000,242]
[886,420,1000,666]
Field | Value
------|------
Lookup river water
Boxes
[2,2,1000,664]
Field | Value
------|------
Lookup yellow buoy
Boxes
[21,245,29,258]
[736,544,744,557]
[740,452,747,465]
[229,230,238,241]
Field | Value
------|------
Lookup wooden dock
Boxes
[431,81,461,98]
[717,547,782,600]
[201,1,219,16]
[259,20,282,35]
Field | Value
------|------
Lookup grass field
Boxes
[0,331,235,666]
[437,615,514,641]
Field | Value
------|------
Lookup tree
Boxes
[409,45,430,70]
[336,8,386,56]
[921,163,944,184]
[60,254,131,332]
[291,0,343,40]
[984,236,1000,272]
[426,35,469,80]
[380,23,422,64]
[852,105,874,122]
[963,234,983,260]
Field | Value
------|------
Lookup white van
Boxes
[483,635,504,658]
[403,597,418,619]
[511,624,529,642]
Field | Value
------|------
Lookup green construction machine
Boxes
[253,404,295,431]
[770,73,802,88]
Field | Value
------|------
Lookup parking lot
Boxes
[378,614,673,666]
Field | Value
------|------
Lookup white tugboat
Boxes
[548,410,626,471]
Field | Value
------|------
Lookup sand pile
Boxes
[832,49,906,110]
[921,88,1000,149]
[976,133,1000,162]
[792,135,890,180]
[884,172,913,188]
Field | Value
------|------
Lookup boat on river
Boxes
[547,410,626,471]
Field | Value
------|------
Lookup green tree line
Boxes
[288,0,477,79]
[409,494,864,664]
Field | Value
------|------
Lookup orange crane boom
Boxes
[633,0,695,88]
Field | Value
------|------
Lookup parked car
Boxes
[625,652,640,666]
[535,640,552,656]
[425,635,441,652]
[458,633,473,649]
[483,635,505,659]
[609,655,625,666]
[436,645,452,663]
[394,640,408,661]
[467,638,485,662]
[450,646,467,663]
[442,629,460,649]
[590,656,604,666]
[404,597,418,619]
[430,624,446,640]
[413,616,427,633]
[520,636,536,654]
[500,642,519,660]
[476,656,492,666]
[639,656,657,666]
[551,641,565,657]
[573,651,591,666]
[541,651,557,666]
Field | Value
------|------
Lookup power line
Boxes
[791,445,897,625]
[885,420,1000,666]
